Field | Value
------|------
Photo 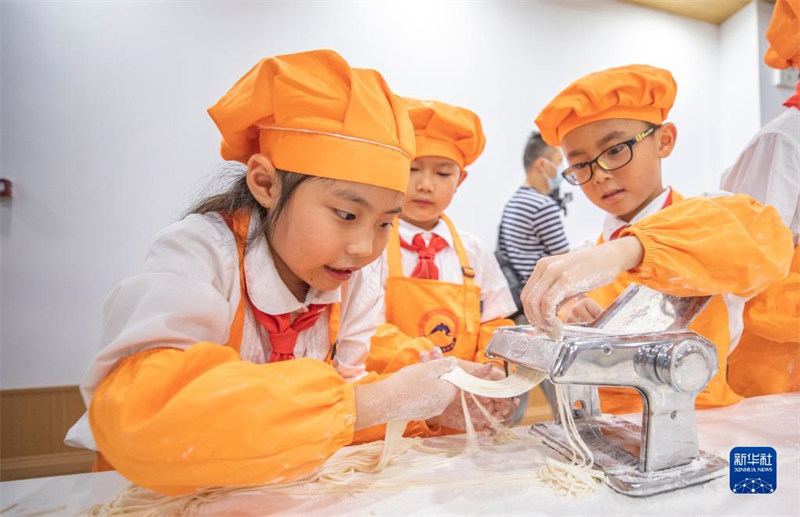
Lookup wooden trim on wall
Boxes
[1,385,93,480]
[619,0,750,24]
[0,451,96,481]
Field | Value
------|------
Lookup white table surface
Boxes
[2,393,798,516]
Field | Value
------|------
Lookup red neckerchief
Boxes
[221,211,329,362]
[247,299,329,362]
[400,233,448,280]
[783,80,800,110]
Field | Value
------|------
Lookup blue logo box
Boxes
[730,447,777,494]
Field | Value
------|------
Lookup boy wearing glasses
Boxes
[521,64,794,414]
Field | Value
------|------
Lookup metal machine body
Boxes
[486,285,729,496]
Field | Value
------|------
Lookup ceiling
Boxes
[620,0,755,24]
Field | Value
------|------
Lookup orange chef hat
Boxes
[403,98,486,169]
[535,64,677,146]
[764,0,800,70]
[207,49,415,193]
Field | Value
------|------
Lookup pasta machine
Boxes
[486,284,728,496]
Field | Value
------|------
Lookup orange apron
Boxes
[728,244,800,397]
[93,210,339,471]
[384,214,482,361]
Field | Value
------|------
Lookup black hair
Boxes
[187,163,314,246]
[522,131,552,171]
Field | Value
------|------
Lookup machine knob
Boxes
[654,339,716,394]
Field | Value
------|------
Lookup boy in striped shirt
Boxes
[498,132,570,312]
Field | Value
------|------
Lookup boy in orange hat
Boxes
[64,50,469,495]
[524,64,794,414]
[723,0,800,397]
[366,98,519,427]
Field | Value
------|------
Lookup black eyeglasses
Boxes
[562,126,659,186]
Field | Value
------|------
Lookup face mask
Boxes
[547,162,566,192]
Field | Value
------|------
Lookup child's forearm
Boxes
[354,358,457,430]
[520,235,645,334]
[614,235,645,270]
[353,381,392,430]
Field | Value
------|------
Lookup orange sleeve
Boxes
[742,245,800,343]
[476,317,515,365]
[621,194,794,298]
[365,323,436,374]
[89,342,356,495]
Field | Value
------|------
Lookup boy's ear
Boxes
[656,123,677,158]
[457,169,469,187]
[247,154,281,209]
[534,156,549,173]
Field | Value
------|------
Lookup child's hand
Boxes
[472,364,518,429]
[419,346,444,362]
[560,295,604,324]
[432,361,518,431]
[354,358,458,429]
[419,354,495,430]
[520,236,643,337]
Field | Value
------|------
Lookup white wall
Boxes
[719,1,761,173]
[0,0,753,388]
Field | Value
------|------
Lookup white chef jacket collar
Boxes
[398,217,454,248]
[602,187,672,242]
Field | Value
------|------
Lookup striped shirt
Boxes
[498,187,570,280]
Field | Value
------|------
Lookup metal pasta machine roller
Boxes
[486,284,728,496]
